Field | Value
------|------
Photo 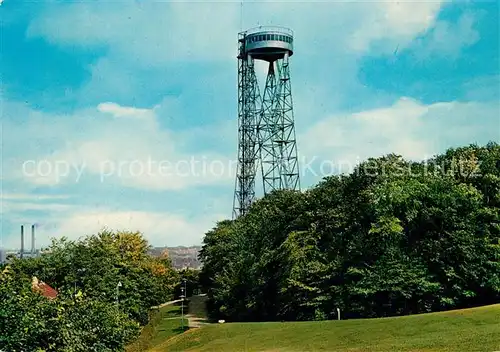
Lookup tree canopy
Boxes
[0,230,179,351]
[199,142,500,322]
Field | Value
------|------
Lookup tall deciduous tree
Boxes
[2,230,178,351]
[199,142,500,322]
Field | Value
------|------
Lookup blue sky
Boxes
[1,0,499,250]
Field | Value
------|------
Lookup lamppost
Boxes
[180,286,185,330]
[180,278,187,330]
[115,281,122,307]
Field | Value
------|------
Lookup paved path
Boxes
[186,314,208,328]
[185,294,210,329]
[151,295,209,329]
[151,298,182,309]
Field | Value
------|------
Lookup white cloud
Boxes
[28,1,445,66]
[24,209,223,248]
[27,1,239,66]
[348,1,443,53]
[97,102,157,119]
[5,95,497,193]
[1,201,73,214]
[300,97,500,175]
[22,0,464,125]
[463,75,500,102]
[23,1,456,117]
[3,101,234,190]
[0,193,70,201]
[411,11,481,60]
[0,194,74,221]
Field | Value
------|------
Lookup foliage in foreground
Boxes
[199,142,500,322]
[0,230,179,352]
[126,304,185,352]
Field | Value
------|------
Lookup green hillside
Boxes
[126,303,187,352]
[150,304,500,352]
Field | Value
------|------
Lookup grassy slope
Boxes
[126,303,188,352]
[152,304,500,352]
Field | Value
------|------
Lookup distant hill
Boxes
[148,246,202,270]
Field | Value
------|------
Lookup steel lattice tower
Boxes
[233,26,300,219]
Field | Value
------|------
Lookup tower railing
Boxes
[242,26,293,36]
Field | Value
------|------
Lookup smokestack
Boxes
[31,224,35,255]
[20,225,24,259]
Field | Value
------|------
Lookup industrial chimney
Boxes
[31,224,35,255]
[20,225,24,259]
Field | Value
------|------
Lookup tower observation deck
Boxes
[239,26,294,61]
[233,26,301,218]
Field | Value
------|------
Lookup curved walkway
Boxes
[151,295,209,329]
[186,294,210,329]
[187,314,209,328]
[151,299,182,309]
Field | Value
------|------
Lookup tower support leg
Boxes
[233,46,261,219]
[273,52,301,191]
[257,54,300,196]
[258,61,281,194]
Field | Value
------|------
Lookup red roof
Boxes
[37,282,58,299]
[32,277,58,299]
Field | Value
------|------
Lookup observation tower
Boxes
[232,26,301,218]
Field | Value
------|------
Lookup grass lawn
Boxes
[126,302,189,352]
[150,303,500,352]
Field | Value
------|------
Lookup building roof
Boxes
[32,276,58,299]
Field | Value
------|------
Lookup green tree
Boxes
[3,229,179,350]
[199,142,500,322]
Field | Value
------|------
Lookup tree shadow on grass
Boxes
[173,326,190,334]
[164,308,182,317]
[190,318,210,324]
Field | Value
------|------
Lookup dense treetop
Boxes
[0,230,179,352]
[199,142,500,321]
